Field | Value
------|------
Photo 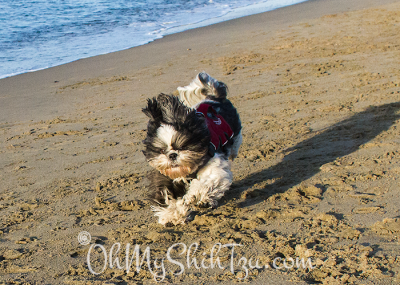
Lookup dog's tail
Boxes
[177,72,227,108]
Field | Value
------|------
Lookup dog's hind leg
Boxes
[229,130,242,161]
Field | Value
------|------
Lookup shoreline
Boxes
[1,0,310,81]
[1,0,397,84]
[1,0,399,124]
[1,0,400,284]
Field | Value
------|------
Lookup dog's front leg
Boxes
[149,171,190,226]
[151,197,189,226]
[183,154,232,208]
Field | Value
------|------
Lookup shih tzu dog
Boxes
[142,72,242,226]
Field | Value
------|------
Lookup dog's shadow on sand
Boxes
[227,102,400,207]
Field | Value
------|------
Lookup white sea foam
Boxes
[0,0,307,79]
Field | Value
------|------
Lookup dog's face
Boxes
[142,94,210,179]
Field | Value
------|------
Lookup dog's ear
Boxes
[142,97,163,122]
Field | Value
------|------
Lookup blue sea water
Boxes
[0,0,307,79]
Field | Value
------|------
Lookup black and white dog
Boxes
[142,72,242,225]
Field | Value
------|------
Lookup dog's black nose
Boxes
[168,153,178,161]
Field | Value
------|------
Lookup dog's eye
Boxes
[160,149,165,154]
[171,142,182,151]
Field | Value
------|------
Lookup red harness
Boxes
[196,103,234,151]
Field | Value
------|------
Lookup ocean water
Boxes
[0,0,307,79]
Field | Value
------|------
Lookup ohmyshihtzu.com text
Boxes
[81,232,314,282]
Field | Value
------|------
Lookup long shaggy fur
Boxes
[177,72,227,107]
[142,72,242,226]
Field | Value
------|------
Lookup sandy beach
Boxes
[1,0,400,284]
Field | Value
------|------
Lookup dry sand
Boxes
[1,0,400,284]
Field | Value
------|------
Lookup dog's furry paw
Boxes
[164,222,175,227]
[183,195,196,206]
[197,199,217,209]
[151,199,189,226]
[197,201,210,208]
